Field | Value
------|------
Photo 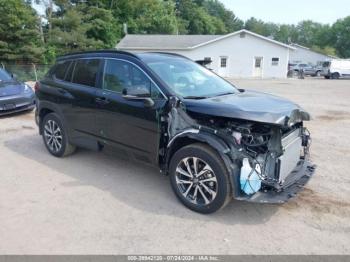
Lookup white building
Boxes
[289,43,332,66]
[116,29,295,79]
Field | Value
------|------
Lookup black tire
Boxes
[169,143,232,214]
[325,76,330,79]
[331,73,340,79]
[42,113,76,157]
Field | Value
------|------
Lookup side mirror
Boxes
[122,87,154,107]
[122,87,150,97]
[238,88,245,93]
[11,73,17,79]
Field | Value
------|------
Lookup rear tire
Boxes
[42,113,76,157]
[331,73,340,79]
[169,143,232,214]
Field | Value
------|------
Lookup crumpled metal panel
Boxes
[182,90,310,126]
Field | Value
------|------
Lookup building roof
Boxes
[290,43,334,58]
[116,29,296,51]
[116,34,220,50]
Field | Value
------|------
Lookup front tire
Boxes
[42,113,76,157]
[169,143,232,214]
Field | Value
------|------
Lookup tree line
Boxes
[0,0,349,65]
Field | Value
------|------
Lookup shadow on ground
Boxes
[4,134,280,225]
[0,109,34,120]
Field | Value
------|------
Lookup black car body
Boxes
[0,69,36,116]
[35,51,315,213]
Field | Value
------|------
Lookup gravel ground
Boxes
[0,78,349,254]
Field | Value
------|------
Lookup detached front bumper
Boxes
[236,159,316,204]
[0,93,36,116]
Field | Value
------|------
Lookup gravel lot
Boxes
[0,78,349,254]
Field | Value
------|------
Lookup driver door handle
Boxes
[95,97,110,105]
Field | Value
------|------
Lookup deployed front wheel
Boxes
[169,143,232,214]
[42,113,76,157]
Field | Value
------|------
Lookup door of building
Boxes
[253,57,263,78]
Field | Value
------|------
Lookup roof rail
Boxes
[146,52,190,60]
[57,49,139,60]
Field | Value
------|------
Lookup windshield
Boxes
[323,61,331,67]
[139,54,238,98]
[0,69,12,82]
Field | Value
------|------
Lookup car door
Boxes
[95,58,167,165]
[303,65,314,75]
[60,58,103,143]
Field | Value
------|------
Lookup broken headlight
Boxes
[231,124,272,155]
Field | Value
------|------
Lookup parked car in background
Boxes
[0,68,35,116]
[35,51,315,214]
[289,63,322,77]
[323,59,350,79]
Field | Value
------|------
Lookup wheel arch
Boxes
[37,102,66,135]
[164,130,240,197]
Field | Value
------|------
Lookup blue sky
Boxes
[220,0,349,24]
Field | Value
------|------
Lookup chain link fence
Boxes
[0,63,52,82]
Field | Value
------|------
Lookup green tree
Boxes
[200,0,243,32]
[47,1,120,58]
[245,17,279,37]
[331,16,350,58]
[0,0,44,63]
[128,0,178,34]
[175,0,226,34]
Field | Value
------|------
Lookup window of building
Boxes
[220,57,227,68]
[72,59,101,87]
[272,57,279,66]
[255,57,263,68]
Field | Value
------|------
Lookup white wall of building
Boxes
[290,46,330,65]
[121,33,291,78]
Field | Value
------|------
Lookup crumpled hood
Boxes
[183,90,311,126]
[0,82,23,97]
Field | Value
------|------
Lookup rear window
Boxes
[72,59,101,87]
[53,61,71,80]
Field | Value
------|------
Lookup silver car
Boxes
[289,63,322,77]
[0,68,35,116]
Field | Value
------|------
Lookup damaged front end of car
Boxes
[160,95,316,204]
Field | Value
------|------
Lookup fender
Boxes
[37,100,69,135]
[166,129,241,198]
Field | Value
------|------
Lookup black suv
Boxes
[35,51,315,214]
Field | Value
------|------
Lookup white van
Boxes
[323,59,350,79]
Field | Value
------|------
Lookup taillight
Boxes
[34,82,40,92]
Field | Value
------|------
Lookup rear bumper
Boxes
[235,159,316,204]
[0,93,36,116]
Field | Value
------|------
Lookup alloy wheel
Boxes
[175,157,218,205]
[44,119,63,153]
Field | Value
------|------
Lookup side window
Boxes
[103,59,153,97]
[64,61,75,82]
[150,82,163,99]
[72,59,101,87]
[53,61,71,80]
[103,59,130,93]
